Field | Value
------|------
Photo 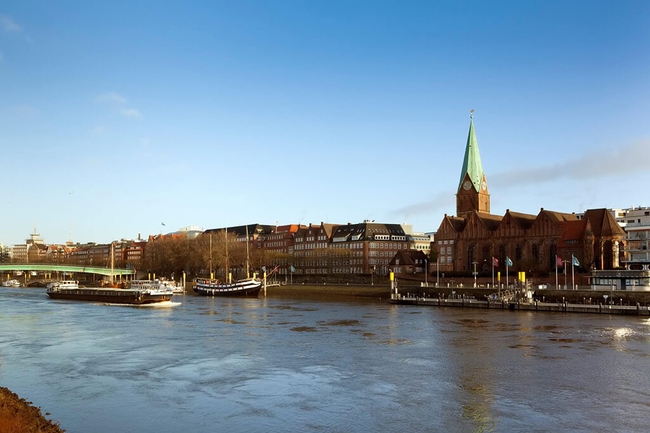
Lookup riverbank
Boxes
[0,387,65,433]
[263,283,391,300]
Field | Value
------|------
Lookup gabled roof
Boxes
[443,215,467,232]
[557,220,588,248]
[539,209,580,223]
[583,208,626,237]
[330,221,407,242]
[475,212,502,231]
[507,210,537,230]
[457,119,485,192]
[389,249,427,266]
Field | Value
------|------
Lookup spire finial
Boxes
[470,109,474,120]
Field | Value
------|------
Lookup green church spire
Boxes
[457,111,485,192]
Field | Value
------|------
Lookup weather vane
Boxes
[470,109,474,119]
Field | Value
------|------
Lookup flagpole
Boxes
[491,257,494,288]
[506,260,509,290]
[555,256,558,290]
[572,256,575,290]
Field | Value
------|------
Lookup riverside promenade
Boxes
[390,294,650,316]
[390,283,650,316]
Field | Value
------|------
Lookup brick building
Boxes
[434,116,626,275]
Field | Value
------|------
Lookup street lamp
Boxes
[472,261,478,287]
[424,259,428,285]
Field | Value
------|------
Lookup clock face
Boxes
[481,180,487,191]
[463,180,472,190]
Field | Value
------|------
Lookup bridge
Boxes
[0,264,135,277]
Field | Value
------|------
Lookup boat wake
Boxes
[102,301,182,308]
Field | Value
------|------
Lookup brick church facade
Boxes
[434,116,626,275]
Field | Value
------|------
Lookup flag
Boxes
[556,255,563,267]
[506,257,513,267]
[492,257,499,267]
[572,256,580,267]
[290,265,295,273]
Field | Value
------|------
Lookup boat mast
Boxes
[225,227,230,283]
[246,225,250,279]
[110,242,114,284]
[209,233,213,278]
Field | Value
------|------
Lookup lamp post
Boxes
[472,261,478,288]
[424,259,428,285]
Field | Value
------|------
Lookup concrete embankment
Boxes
[390,284,650,315]
[390,296,650,316]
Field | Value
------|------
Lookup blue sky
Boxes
[1,1,649,246]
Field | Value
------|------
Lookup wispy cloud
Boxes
[120,108,142,118]
[391,192,454,219]
[0,14,21,33]
[392,139,650,219]
[96,92,143,119]
[490,140,650,189]
[12,104,39,116]
[95,92,127,105]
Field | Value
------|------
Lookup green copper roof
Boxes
[457,119,485,191]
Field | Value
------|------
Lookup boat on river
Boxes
[193,277,262,297]
[2,279,21,288]
[193,226,262,297]
[46,282,174,304]
[130,279,185,294]
[46,280,80,290]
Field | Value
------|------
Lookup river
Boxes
[1,287,649,433]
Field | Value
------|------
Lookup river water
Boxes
[1,288,649,433]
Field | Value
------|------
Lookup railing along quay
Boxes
[390,295,650,316]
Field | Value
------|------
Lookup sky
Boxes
[1,0,649,246]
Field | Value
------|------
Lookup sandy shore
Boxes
[0,387,65,433]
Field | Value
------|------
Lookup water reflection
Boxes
[1,289,649,433]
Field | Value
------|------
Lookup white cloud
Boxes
[96,92,127,105]
[490,139,650,189]
[0,14,21,33]
[121,108,142,118]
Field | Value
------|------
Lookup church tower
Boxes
[456,112,490,217]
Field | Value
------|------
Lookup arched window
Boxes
[549,244,557,270]
[467,246,475,271]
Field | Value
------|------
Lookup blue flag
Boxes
[572,256,580,266]
[506,257,513,267]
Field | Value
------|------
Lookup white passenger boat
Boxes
[2,279,21,288]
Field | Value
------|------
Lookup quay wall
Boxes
[390,296,650,316]
[394,284,650,306]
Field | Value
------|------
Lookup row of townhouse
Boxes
[7,222,433,278]
[8,236,147,270]
[206,221,434,277]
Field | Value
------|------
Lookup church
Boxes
[434,116,626,275]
